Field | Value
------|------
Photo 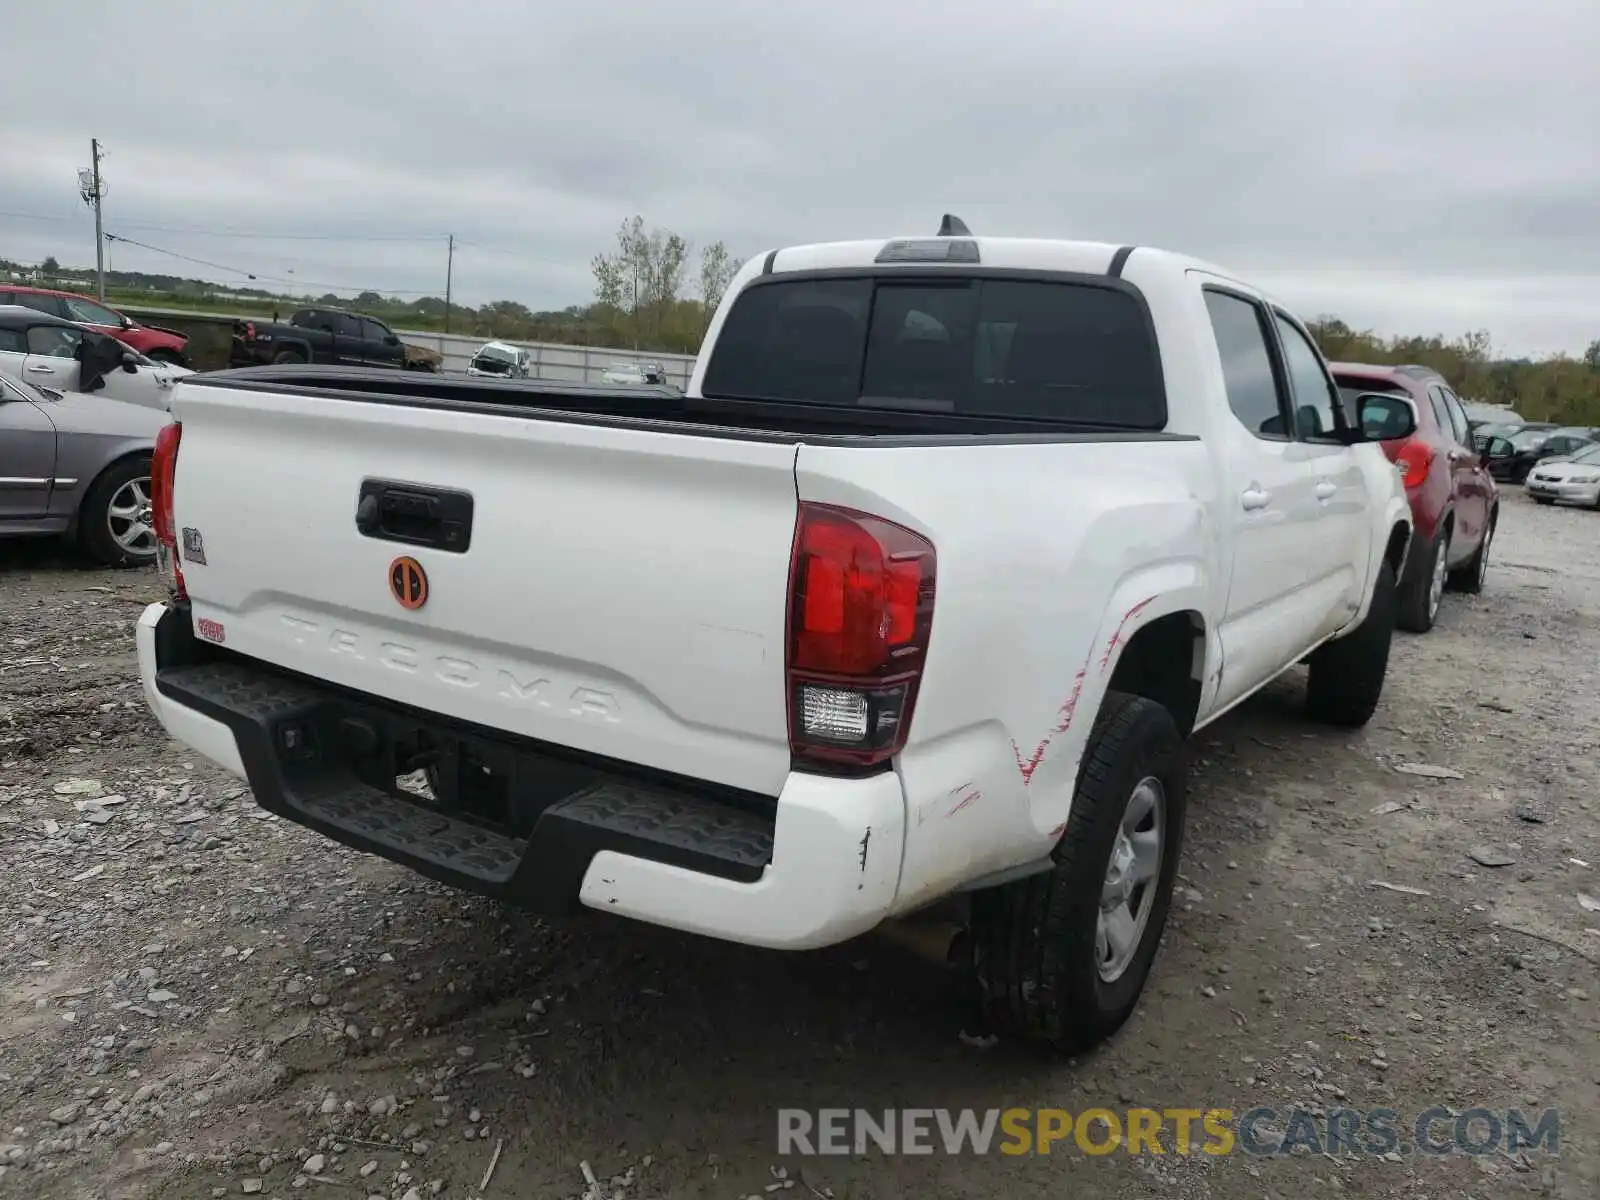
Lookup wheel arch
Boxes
[1383,517,1412,580]
[1105,610,1207,738]
[65,447,154,538]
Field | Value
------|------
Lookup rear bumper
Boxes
[136,603,902,949]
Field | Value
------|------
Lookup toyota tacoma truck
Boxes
[137,222,1416,1052]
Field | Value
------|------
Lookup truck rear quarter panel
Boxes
[794,438,1220,914]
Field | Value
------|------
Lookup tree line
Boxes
[1308,318,1600,424]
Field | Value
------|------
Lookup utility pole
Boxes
[444,234,455,334]
[77,139,108,300]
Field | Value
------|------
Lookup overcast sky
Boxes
[2,0,1596,357]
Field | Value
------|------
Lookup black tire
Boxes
[1447,508,1495,594]
[969,691,1186,1054]
[271,349,307,365]
[1305,560,1397,727]
[1396,529,1444,633]
[78,456,156,568]
[1534,497,1554,506]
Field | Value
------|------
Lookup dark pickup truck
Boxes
[231,308,441,371]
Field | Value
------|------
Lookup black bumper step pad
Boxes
[155,659,774,909]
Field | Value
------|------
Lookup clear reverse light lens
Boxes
[800,686,869,742]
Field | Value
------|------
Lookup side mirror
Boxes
[121,351,139,373]
[1352,392,1417,443]
[1484,437,1514,460]
[384,334,400,346]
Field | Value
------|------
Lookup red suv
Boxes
[1331,363,1497,633]
[0,285,189,365]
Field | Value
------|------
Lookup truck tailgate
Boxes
[170,382,800,796]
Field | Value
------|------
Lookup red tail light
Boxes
[786,503,936,771]
[151,422,185,600]
[1393,437,1435,490]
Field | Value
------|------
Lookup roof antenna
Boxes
[937,213,971,236]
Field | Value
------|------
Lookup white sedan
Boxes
[0,304,192,412]
[1526,442,1600,508]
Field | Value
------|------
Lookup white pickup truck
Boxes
[137,224,1416,1052]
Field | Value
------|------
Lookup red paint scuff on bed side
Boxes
[1010,595,1159,788]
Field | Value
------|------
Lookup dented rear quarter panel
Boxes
[793,439,1221,914]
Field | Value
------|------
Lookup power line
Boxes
[102,232,442,296]
[0,210,78,223]
[0,208,448,243]
[112,220,448,243]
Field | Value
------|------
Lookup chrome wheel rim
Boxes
[107,476,156,556]
[1428,534,1448,620]
[1096,776,1165,983]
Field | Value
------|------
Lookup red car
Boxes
[0,285,189,365]
[1331,362,1497,633]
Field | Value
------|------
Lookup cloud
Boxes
[1,0,1595,355]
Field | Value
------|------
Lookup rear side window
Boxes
[1204,291,1286,438]
[702,276,1165,427]
[26,325,81,357]
[13,292,64,318]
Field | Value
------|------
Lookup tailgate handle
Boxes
[355,479,474,553]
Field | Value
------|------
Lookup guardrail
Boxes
[119,304,698,385]
[392,330,697,387]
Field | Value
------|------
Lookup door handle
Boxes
[1315,481,1337,501]
[1240,487,1272,511]
[26,364,55,374]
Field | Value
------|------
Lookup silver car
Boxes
[1526,442,1600,509]
[0,369,169,566]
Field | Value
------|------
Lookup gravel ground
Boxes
[2,489,1596,1200]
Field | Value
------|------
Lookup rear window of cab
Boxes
[702,275,1166,428]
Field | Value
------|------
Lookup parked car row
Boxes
[1480,425,1599,485]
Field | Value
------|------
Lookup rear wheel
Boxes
[79,456,157,568]
[1397,527,1446,633]
[271,349,307,365]
[1306,560,1397,727]
[969,692,1185,1053]
[1448,509,1495,594]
